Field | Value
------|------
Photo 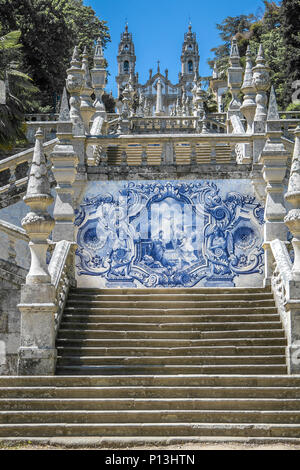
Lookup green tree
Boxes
[208,1,289,109]
[280,0,300,106]
[0,0,110,109]
[0,29,38,150]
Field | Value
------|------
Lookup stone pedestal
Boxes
[18,284,56,375]
[285,280,300,374]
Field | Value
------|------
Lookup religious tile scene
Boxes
[75,179,264,288]
[1,1,300,445]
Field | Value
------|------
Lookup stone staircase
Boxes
[56,286,287,375]
[1,286,300,442]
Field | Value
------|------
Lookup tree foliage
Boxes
[208,1,299,110]
[0,0,110,109]
[0,29,38,149]
[280,0,300,106]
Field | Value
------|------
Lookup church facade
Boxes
[116,24,202,116]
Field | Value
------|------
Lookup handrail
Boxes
[270,239,293,334]
[0,219,28,242]
[0,138,57,172]
[48,240,76,334]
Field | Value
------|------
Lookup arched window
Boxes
[188,60,193,73]
[124,44,129,50]
[124,61,129,73]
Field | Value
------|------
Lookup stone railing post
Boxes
[80,47,95,134]
[18,129,56,375]
[283,125,300,373]
[259,87,289,286]
[66,46,84,135]
[50,122,79,242]
[227,38,243,132]
[240,46,256,134]
[252,44,271,165]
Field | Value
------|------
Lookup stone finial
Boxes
[94,37,105,67]
[227,37,243,119]
[240,46,256,134]
[21,129,54,284]
[90,38,107,133]
[80,46,95,132]
[58,87,70,121]
[71,45,81,67]
[193,79,205,118]
[82,46,92,88]
[212,62,218,79]
[267,85,280,120]
[253,43,271,122]
[66,45,84,133]
[242,46,253,89]
[25,128,51,198]
[284,126,300,280]
[230,37,240,59]
[155,77,164,116]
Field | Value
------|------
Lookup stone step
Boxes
[57,328,286,339]
[65,300,276,308]
[0,409,299,425]
[70,287,271,295]
[63,307,278,316]
[56,346,286,357]
[56,337,287,348]
[1,397,299,411]
[56,355,286,366]
[1,422,300,438]
[56,364,287,375]
[61,314,280,324]
[1,375,299,387]
[59,321,283,331]
[1,386,300,399]
[67,293,274,302]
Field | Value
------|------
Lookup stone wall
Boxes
[0,260,26,375]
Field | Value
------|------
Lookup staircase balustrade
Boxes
[48,240,77,335]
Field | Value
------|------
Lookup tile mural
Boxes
[75,180,265,288]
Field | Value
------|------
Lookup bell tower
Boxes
[116,24,136,97]
[180,24,199,90]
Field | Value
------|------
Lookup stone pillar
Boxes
[240,46,256,134]
[283,125,300,373]
[66,46,84,135]
[253,44,271,124]
[90,38,107,135]
[227,38,243,130]
[193,78,205,119]
[18,129,56,375]
[50,122,79,242]
[155,77,164,116]
[118,84,130,134]
[259,87,289,285]
[285,126,300,280]
[80,47,95,133]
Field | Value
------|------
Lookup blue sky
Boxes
[85,0,266,96]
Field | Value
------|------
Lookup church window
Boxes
[124,61,129,73]
[188,60,193,73]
